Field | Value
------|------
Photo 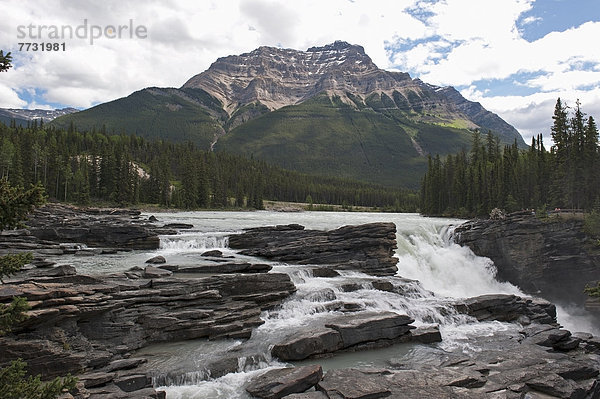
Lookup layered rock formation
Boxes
[246,321,600,399]
[0,271,296,397]
[454,214,600,305]
[228,222,398,276]
[0,204,167,257]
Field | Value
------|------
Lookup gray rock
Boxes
[317,368,391,399]
[143,266,173,278]
[145,255,167,264]
[79,371,115,388]
[106,358,148,372]
[410,325,442,344]
[173,262,272,274]
[246,365,323,399]
[162,223,194,229]
[454,215,600,305]
[31,264,77,277]
[325,311,414,347]
[310,268,340,278]
[201,249,223,257]
[282,392,328,399]
[272,329,343,361]
[456,294,556,325]
[113,374,151,392]
[229,222,398,276]
[272,312,415,361]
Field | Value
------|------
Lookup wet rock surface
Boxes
[246,365,323,399]
[0,203,166,256]
[0,269,295,398]
[228,222,398,276]
[454,214,600,305]
[270,324,600,398]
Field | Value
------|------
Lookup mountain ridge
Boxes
[50,41,526,187]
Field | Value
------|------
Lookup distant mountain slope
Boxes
[52,41,526,187]
[51,88,227,149]
[0,107,78,127]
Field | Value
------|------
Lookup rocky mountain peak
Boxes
[182,41,381,113]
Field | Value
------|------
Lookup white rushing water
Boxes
[62,211,592,397]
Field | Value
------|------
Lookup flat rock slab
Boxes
[143,266,173,278]
[325,311,415,347]
[282,393,328,399]
[173,262,272,274]
[246,365,323,399]
[272,312,415,361]
[317,368,392,399]
[272,329,343,361]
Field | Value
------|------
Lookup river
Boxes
[59,211,597,398]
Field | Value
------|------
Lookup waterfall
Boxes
[159,232,230,253]
[395,224,523,298]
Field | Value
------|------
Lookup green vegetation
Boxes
[51,87,228,150]
[51,85,522,189]
[0,358,76,399]
[0,179,76,398]
[0,50,12,72]
[0,121,418,211]
[216,93,478,188]
[421,99,599,217]
[585,283,600,298]
[584,211,600,247]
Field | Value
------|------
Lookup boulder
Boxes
[325,312,414,347]
[21,204,163,250]
[113,374,152,392]
[409,325,442,344]
[246,365,323,399]
[145,256,167,264]
[229,222,398,276]
[456,294,556,325]
[143,266,173,278]
[272,312,414,361]
[272,329,343,361]
[202,249,223,257]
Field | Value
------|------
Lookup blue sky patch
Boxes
[517,0,600,42]
[465,71,547,97]
[16,88,70,110]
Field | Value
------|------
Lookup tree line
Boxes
[421,98,599,217]
[0,121,418,211]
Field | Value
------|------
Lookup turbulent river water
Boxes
[64,211,597,398]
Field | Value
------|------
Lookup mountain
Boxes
[52,41,525,188]
[0,107,78,127]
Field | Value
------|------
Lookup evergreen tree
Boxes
[0,50,12,72]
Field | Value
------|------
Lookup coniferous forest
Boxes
[0,121,418,211]
[421,99,600,217]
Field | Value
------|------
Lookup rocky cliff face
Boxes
[228,222,398,276]
[182,41,521,144]
[183,41,409,113]
[454,214,600,306]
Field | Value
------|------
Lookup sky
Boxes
[1,0,599,145]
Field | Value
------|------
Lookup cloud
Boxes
[0,0,598,147]
[0,83,27,108]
